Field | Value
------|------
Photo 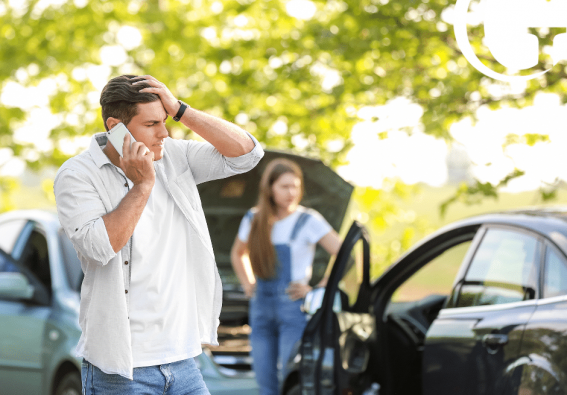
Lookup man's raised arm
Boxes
[132,75,255,158]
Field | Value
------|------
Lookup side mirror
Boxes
[302,287,343,316]
[0,272,34,300]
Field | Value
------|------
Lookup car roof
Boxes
[0,209,61,233]
[425,207,567,255]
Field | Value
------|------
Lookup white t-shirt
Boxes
[129,168,202,368]
[237,206,332,283]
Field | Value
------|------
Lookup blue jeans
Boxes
[249,217,311,395]
[81,358,210,395]
[249,291,308,395]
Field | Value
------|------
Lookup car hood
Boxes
[197,150,354,288]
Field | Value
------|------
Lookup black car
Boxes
[283,208,567,395]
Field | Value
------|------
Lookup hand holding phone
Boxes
[107,123,155,188]
[107,122,136,157]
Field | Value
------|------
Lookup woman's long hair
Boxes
[248,159,304,280]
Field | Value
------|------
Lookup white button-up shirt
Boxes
[54,131,264,379]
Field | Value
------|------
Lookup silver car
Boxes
[0,209,259,395]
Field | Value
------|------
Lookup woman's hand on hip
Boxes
[286,282,312,301]
[243,282,256,299]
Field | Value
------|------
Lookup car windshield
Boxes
[58,228,84,292]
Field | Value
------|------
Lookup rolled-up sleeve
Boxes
[183,131,264,185]
[54,168,117,266]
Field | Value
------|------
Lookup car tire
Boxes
[286,383,301,395]
[54,371,82,395]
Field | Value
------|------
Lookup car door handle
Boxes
[482,334,508,347]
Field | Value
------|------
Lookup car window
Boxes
[456,228,539,308]
[18,229,52,294]
[392,241,472,303]
[0,230,51,304]
[543,244,567,298]
[339,238,365,308]
[0,246,20,273]
[0,219,27,256]
[59,228,83,292]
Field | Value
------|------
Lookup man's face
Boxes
[126,101,169,161]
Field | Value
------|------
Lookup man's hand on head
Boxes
[131,75,181,119]
[119,133,155,191]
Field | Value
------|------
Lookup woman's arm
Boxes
[286,229,343,300]
[230,236,256,298]
[314,229,342,287]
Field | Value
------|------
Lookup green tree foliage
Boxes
[2,0,559,162]
[350,181,432,277]
[0,0,560,219]
[439,168,525,217]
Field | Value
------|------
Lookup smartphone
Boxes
[107,122,136,157]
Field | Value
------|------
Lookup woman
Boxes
[231,158,342,395]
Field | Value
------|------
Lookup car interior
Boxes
[384,295,447,394]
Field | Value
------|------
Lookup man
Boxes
[54,75,264,394]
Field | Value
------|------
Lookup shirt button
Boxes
[125,290,128,294]
[124,182,128,187]
[124,261,129,265]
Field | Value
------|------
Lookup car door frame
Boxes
[369,223,482,395]
[299,221,372,395]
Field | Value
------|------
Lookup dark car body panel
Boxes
[516,238,567,394]
[297,222,373,395]
[519,300,567,394]
[285,208,567,395]
[424,303,537,394]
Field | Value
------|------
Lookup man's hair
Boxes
[100,75,159,131]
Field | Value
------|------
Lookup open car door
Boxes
[300,222,375,395]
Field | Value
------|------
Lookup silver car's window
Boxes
[58,229,83,292]
[0,219,27,256]
[0,247,19,273]
[543,245,567,298]
[18,229,52,293]
[456,228,539,307]
[0,228,51,304]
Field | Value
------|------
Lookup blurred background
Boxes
[2,0,567,278]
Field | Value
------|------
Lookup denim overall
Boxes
[248,211,311,395]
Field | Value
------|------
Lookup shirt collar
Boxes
[89,132,112,168]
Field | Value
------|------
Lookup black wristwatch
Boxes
[173,100,189,122]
